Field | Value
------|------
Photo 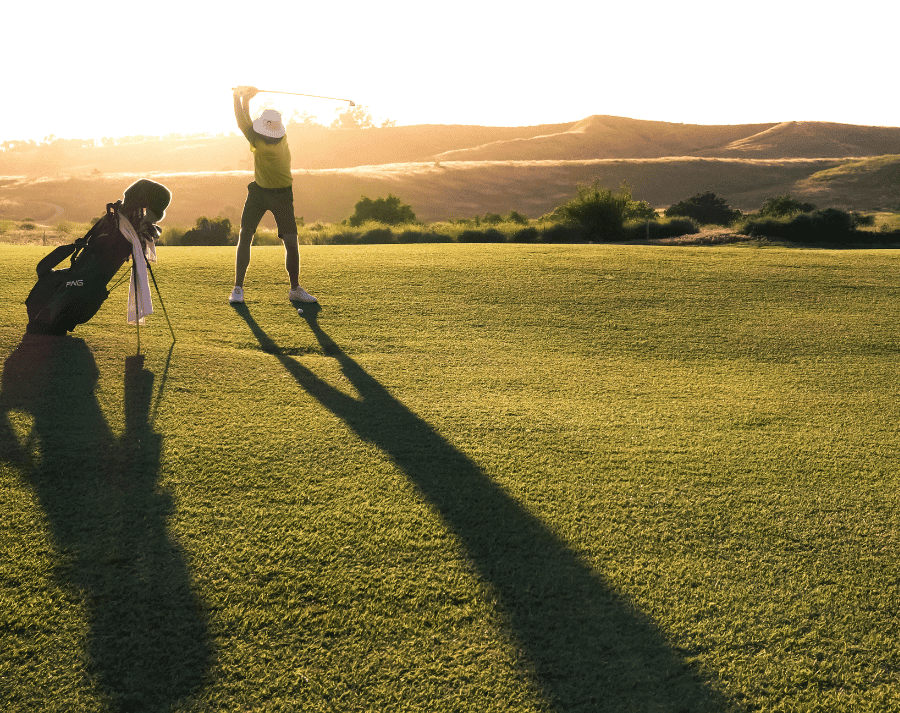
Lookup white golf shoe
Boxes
[229,286,244,303]
[289,286,318,303]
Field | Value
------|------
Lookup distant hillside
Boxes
[696,122,900,159]
[432,117,900,162]
[2,116,899,223]
[5,116,900,177]
[0,158,857,226]
[794,155,900,211]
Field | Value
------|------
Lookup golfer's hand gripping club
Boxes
[233,86,259,100]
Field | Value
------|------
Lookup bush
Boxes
[331,231,360,245]
[551,181,652,240]
[512,227,540,243]
[158,226,187,245]
[540,224,585,243]
[739,208,873,245]
[398,229,453,244]
[178,216,234,246]
[253,230,282,246]
[759,194,817,217]
[553,181,628,239]
[347,195,417,226]
[476,211,528,225]
[457,228,507,243]
[665,192,741,225]
[621,217,699,241]
[360,227,396,244]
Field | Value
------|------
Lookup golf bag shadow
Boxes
[26,203,137,336]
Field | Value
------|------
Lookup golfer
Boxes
[229,86,317,304]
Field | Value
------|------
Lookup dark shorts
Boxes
[240,182,296,237]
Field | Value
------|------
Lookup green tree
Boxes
[347,195,417,226]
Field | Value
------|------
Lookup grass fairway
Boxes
[1,243,899,712]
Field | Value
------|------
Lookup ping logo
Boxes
[66,280,84,287]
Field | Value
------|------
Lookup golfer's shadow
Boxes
[235,304,725,711]
[0,334,210,712]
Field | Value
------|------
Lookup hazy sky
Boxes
[4,0,897,142]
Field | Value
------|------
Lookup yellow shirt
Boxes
[249,135,293,189]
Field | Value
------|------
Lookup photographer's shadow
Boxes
[0,334,210,712]
[235,303,725,711]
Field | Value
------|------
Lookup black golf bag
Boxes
[26,202,136,335]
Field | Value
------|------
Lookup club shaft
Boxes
[233,88,354,104]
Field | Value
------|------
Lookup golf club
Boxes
[233,88,355,106]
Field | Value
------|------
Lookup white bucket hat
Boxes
[252,109,286,138]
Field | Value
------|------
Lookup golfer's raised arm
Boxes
[233,87,257,141]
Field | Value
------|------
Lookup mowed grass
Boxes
[1,243,899,712]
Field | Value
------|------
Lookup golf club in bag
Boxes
[25,179,175,350]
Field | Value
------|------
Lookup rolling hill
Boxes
[2,116,899,224]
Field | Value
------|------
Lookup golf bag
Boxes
[25,202,137,335]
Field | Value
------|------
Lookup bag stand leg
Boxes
[146,259,176,344]
[133,259,142,355]
[132,255,176,356]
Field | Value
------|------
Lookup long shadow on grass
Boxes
[234,303,726,712]
[0,334,210,712]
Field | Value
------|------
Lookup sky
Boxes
[3,0,897,142]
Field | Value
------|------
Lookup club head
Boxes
[349,101,356,107]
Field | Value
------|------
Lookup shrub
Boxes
[347,194,417,226]
[158,226,187,245]
[457,228,507,243]
[360,227,396,244]
[540,224,585,243]
[398,229,453,244]
[739,208,872,245]
[253,230,282,246]
[512,227,540,243]
[553,181,629,239]
[178,216,234,246]
[331,231,361,245]
[665,192,741,225]
[759,194,817,217]
[551,181,651,240]
[621,217,700,241]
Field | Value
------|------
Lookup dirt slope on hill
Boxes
[432,116,781,161]
[695,121,900,159]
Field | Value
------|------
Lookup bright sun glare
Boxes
[3,0,898,142]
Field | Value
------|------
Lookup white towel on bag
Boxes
[118,214,154,325]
